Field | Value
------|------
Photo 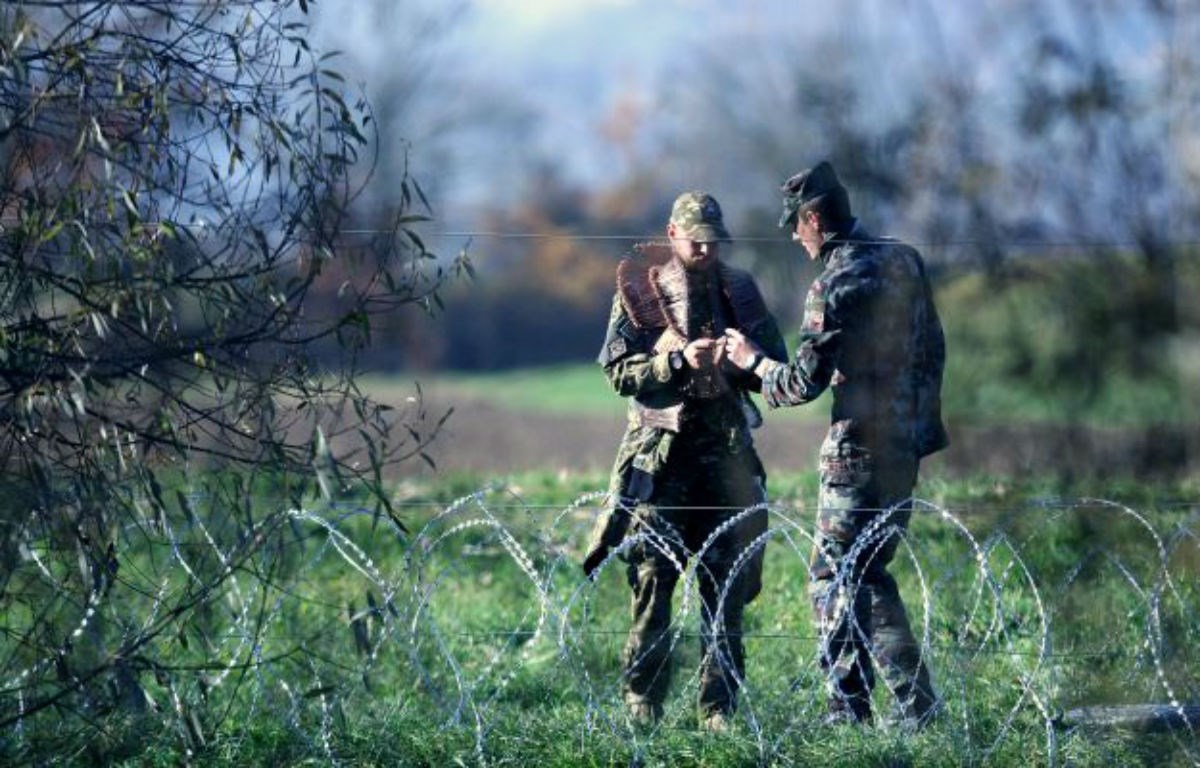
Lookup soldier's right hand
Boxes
[721,328,764,371]
[683,337,720,370]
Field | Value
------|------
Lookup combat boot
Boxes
[701,710,731,734]
[627,701,662,727]
[823,696,873,727]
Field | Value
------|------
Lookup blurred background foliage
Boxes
[305,0,1200,437]
[290,0,1200,496]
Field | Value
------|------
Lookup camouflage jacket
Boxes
[761,221,948,458]
[598,251,787,504]
[581,249,786,585]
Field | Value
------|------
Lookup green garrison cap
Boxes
[779,160,846,228]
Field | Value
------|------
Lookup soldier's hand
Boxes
[712,336,728,368]
[722,329,764,371]
[683,337,719,370]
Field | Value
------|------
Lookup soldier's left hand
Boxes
[722,329,764,371]
[683,337,720,370]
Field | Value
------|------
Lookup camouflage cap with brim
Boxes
[670,191,731,242]
[778,160,845,228]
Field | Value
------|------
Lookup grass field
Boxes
[365,354,1194,427]
[362,366,831,423]
[30,471,1179,767]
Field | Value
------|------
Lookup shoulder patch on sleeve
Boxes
[806,279,826,309]
[802,279,828,332]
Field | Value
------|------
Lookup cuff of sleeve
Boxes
[753,358,781,381]
[651,351,674,383]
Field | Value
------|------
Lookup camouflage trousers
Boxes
[622,445,763,718]
[809,440,937,724]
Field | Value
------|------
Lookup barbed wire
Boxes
[3,485,1198,765]
[380,628,1138,659]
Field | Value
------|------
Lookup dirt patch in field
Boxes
[400,394,1200,481]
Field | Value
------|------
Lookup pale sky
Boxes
[472,0,640,29]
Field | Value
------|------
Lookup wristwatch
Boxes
[668,350,685,371]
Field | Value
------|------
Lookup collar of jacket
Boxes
[617,253,718,330]
[817,218,865,266]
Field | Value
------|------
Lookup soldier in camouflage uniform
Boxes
[724,162,948,727]
[582,191,786,731]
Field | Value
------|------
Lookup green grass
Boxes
[359,364,620,416]
[364,341,1192,428]
[35,471,1183,767]
[419,475,1194,766]
[436,363,624,415]
[362,365,832,424]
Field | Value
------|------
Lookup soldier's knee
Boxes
[808,578,843,624]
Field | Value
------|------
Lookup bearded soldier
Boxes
[582,191,786,731]
[725,162,948,728]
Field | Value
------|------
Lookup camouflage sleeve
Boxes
[761,277,840,408]
[597,294,681,398]
[605,353,678,397]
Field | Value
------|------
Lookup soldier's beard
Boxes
[677,252,718,272]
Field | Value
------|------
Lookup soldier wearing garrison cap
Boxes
[584,191,786,732]
[725,161,948,729]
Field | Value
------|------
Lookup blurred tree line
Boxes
[352,166,663,371]
[343,0,1200,428]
